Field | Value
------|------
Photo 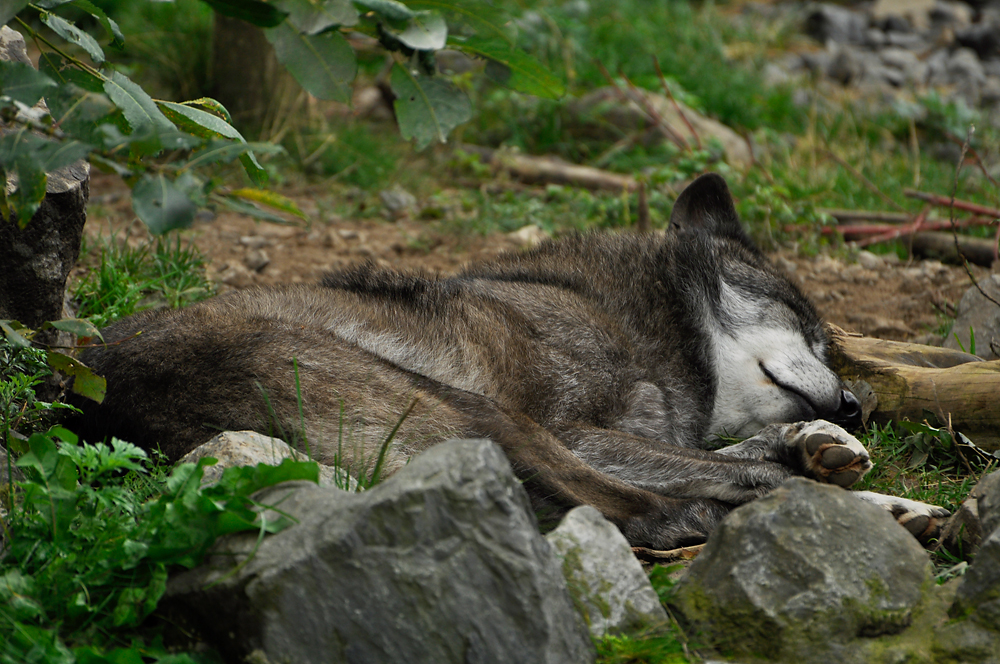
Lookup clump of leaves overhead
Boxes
[0,0,563,235]
[0,427,320,662]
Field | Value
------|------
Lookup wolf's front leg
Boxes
[716,420,872,488]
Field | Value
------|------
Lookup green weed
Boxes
[0,426,318,662]
[73,235,215,329]
[856,421,996,515]
[595,564,692,663]
[1,341,80,443]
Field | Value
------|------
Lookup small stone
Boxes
[857,250,885,270]
[805,4,869,44]
[239,235,269,249]
[379,185,418,218]
[508,224,550,248]
[243,249,270,272]
[871,0,936,32]
[179,430,352,489]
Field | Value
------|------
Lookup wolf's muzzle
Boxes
[827,389,863,431]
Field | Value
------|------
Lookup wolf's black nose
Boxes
[831,388,863,431]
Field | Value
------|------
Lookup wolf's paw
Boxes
[853,491,952,543]
[793,420,872,487]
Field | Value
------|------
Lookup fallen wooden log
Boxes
[829,326,1000,451]
[457,144,639,192]
[909,231,998,266]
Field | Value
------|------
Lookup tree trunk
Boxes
[829,326,1000,451]
[210,13,301,139]
[0,27,90,331]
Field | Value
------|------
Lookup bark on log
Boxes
[828,326,1000,451]
[457,144,639,192]
[909,231,998,267]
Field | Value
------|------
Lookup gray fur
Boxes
[73,174,877,549]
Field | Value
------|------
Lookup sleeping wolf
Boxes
[73,173,948,549]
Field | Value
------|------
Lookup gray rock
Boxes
[976,470,1000,538]
[178,430,353,489]
[828,45,865,84]
[949,47,988,104]
[805,4,869,45]
[880,46,928,83]
[944,274,1000,359]
[872,0,936,32]
[671,478,933,660]
[951,527,1000,631]
[930,1,974,31]
[957,19,1000,61]
[165,439,595,664]
[379,184,417,218]
[546,506,667,637]
[934,472,1000,558]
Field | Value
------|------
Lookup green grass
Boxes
[73,235,215,329]
[856,421,996,515]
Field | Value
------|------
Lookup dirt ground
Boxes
[77,173,994,345]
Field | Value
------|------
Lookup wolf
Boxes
[73,173,948,550]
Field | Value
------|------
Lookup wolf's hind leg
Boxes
[717,420,872,488]
[852,491,951,543]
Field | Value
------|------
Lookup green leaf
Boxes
[0,1,29,27]
[46,351,106,402]
[70,0,125,48]
[45,83,118,145]
[395,10,447,51]
[179,97,234,124]
[0,61,56,106]
[201,0,289,27]
[159,100,269,186]
[353,0,414,21]
[230,187,307,219]
[39,52,105,93]
[103,70,175,133]
[454,36,564,99]
[40,12,105,64]
[215,194,294,224]
[8,158,47,226]
[277,0,359,34]
[0,320,30,348]
[407,0,513,44]
[390,63,471,150]
[181,139,282,171]
[44,318,104,340]
[266,22,357,102]
[132,173,198,235]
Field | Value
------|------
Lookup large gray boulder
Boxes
[945,275,1000,360]
[165,439,595,664]
[545,506,667,637]
[671,478,933,662]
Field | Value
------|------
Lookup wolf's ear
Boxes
[669,173,743,238]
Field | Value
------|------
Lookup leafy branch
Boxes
[0,0,563,235]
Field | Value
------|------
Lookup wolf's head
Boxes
[670,173,862,438]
